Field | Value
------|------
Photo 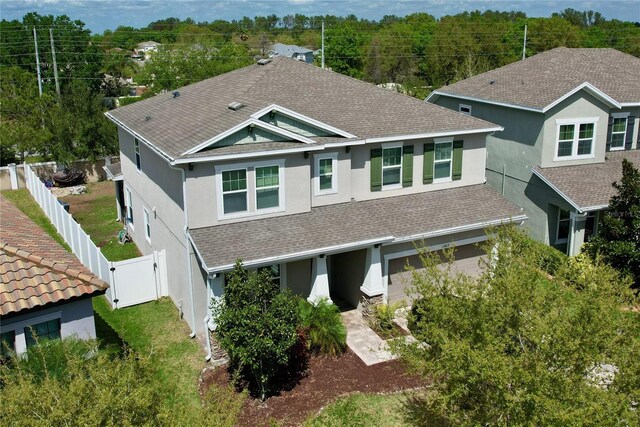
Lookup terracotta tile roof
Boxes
[107,57,500,161]
[190,184,526,271]
[533,150,640,211]
[0,195,108,316]
[434,48,640,110]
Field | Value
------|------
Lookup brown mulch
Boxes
[201,349,427,427]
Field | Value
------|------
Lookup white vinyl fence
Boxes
[24,164,168,309]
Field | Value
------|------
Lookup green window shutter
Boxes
[402,145,413,187]
[452,140,464,181]
[423,143,434,184]
[370,148,382,192]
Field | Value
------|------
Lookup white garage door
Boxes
[387,244,485,304]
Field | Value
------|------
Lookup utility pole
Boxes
[33,27,43,97]
[321,20,325,69]
[49,28,60,98]
[522,24,527,60]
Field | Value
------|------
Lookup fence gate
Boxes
[109,250,166,309]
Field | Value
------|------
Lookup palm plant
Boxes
[299,298,347,356]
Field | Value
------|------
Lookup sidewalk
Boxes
[341,309,398,366]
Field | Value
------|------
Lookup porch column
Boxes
[308,255,332,304]
[360,245,385,298]
[569,212,587,256]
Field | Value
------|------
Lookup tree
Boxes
[584,159,640,287]
[395,227,639,426]
[211,260,301,401]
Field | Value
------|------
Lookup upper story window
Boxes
[315,153,337,195]
[216,160,285,219]
[134,138,141,170]
[143,207,151,243]
[382,145,403,188]
[434,141,453,182]
[424,138,463,184]
[555,118,597,160]
[125,186,134,227]
[370,144,413,192]
[610,116,628,151]
[459,104,472,115]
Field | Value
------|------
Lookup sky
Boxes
[1,0,639,34]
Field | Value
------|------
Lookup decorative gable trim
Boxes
[251,104,358,139]
[180,118,315,156]
[543,82,621,113]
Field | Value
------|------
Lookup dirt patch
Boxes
[201,349,426,427]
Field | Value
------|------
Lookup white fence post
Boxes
[8,163,18,189]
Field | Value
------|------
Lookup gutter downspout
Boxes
[203,315,212,361]
[169,163,197,338]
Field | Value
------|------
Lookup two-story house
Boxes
[105,57,525,344]
[428,48,640,256]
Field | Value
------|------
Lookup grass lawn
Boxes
[1,189,71,252]
[60,181,140,261]
[305,392,412,427]
[93,296,206,411]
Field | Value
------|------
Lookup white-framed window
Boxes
[143,207,151,243]
[314,153,338,195]
[459,104,472,115]
[556,208,571,244]
[610,114,628,151]
[216,160,285,219]
[555,118,598,160]
[125,186,134,228]
[134,138,141,171]
[382,144,402,189]
[221,169,248,215]
[434,140,453,182]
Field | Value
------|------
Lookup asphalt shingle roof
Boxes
[534,150,640,210]
[0,195,108,316]
[434,48,640,110]
[189,184,525,271]
[108,57,499,161]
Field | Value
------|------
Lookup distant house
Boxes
[269,43,314,64]
[0,195,108,356]
[428,47,640,255]
[133,41,161,61]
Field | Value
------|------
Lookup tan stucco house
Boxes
[105,57,525,347]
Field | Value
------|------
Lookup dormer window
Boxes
[610,115,628,151]
[555,118,597,161]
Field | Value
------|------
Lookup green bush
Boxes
[299,298,347,356]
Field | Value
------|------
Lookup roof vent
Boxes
[145,116,151,121]
[228,101,244,111]
[489,80,496,85]
[172,91,180,98]
[257,58,271,65]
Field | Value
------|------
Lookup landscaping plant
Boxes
[211,260,301,400]
[367,301,407,340]
[299,298,347,356]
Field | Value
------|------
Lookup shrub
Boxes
[367,301,406,339]
[299,298,347,356]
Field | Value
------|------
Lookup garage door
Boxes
[387,244,485,305]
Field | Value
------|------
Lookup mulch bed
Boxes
[201,349,427,427]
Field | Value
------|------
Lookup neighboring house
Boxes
[0,195,108,356]
[105,57,525,343]
[133,41,161,61]
[428,47,640,255]
[269,43,314,64]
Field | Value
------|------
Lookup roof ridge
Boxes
[0,242,108,290]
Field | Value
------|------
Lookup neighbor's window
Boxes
[134,138,141,170]
[434,141,453,181]
[143,207,151,243]
[25,319,61,348]
[222,169,248,214]
[125,187,134,226]
[319,158,334,191]
[556,120,596,159]
[556,208,571,243]
[382,146,402,187]
[0,330,15,358]
[255,165,280,210]
[610,117,627,150]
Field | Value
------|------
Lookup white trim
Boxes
[428,82,622,113]
[581,204,608,212]
[134,138,141,172]
[365,127,503,144]
[215,159,285,220]
[609,115,628,151]
[612,112,631,119]
[186,231,209,272]
[381,142,403,190]
[323,140,367,148]
[0,311,62,333]
[104,112,175,163]
[531,168,583,213]
[383,235,489,292]
[459,104,472,115]
[390,215,528,244]
[208,236,396,273]
[250,104,358,138]
[143,206,151,244]
[124,185,135,230]
[433,140,453,184]
[181,118,316,156]
[172,145,324,164]
[620,102,640,107]
[254,164,284,212]
[314,152,338,196]
[553,118,599,161]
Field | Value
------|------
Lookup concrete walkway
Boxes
[341,309,398,366]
